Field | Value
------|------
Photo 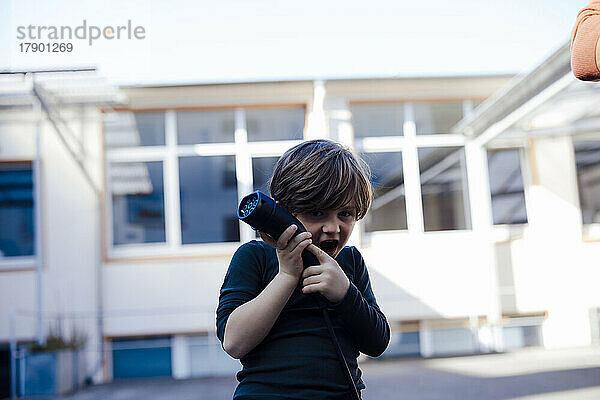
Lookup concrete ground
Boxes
[35,346,600,400]
[361,346,600,400]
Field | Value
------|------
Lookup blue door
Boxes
[112,337,172,379]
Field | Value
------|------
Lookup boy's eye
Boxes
[310,211,324,217]
[339,210,354,218]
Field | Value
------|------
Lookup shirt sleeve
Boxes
[571,1,600,81]
[216,241,265,344]
[331,247,390,357]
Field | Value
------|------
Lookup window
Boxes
[0,162,34,258]
[414,101,463,135]
[104,112,165,148]
[418,147,470,231]
[351,101,472,233]
[104,106,305,254]
[177,110,235,144]
[574,140,600,225]
[350,103,406,233]
[360,152,407,232]
[351,103,404,138]
[487,149,527,225]
[250,157,279,238]
[179,156,239,244]
[110,161,166,245]
[252,157,278,194]
[246,107,305,142]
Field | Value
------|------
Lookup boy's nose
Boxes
[322,219,341,233]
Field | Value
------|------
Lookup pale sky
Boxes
[0,0,587,85]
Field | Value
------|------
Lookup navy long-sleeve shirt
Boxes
[216,241,390,400]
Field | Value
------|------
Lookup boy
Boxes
[216,139,390,399]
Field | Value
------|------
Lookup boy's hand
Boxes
[259,225,312,282]
[301,244,350,304]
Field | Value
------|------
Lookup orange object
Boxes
[571,1,600,81]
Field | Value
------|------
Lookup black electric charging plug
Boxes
[238,191,319,267]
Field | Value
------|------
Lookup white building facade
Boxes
[1,43,599,391]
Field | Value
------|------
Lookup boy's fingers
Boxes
[302,265,323,278]
[302,282,323,294]
[302,274,321,287]
[276,225,297,250]
[289,231,311,249]
[307,243,332,262]
[291,237,312,261]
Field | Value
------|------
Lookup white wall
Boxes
[0,105,102,380]
[502,136,600,348]
[362,230,494,321]
[102,256,231,336]
[0,117,38,339]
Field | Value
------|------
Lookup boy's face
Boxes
[295,200,356,259]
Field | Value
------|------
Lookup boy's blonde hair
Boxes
[269,139,372,220]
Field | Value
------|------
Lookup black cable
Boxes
[321,305,361,400]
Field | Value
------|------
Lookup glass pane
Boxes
[177,110,235,144]
[252,157,279,194]
[0,163,34,258]
[487,149,527,225]
[251,157,279,238]
[351,103,403,138]
[179,156,239,244]
[246,107,305,142]
[574,140,600,224]
[419,147,470,231]
[415,102,463,135]
[110,161,165,245]
[104,112,165,148]
[360,152,407,232]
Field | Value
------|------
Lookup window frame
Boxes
[572,133,600,241]
[103,105,307,260]
[349,100,473,239]
[485,146,530,227]
[0,160,38,270]
[418,146,472,232]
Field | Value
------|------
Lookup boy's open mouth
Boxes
[318,240,339,255]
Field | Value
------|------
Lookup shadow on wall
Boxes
[368,267,442,320]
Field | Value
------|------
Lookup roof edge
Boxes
[453,41,572,136]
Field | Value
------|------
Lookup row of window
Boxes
[104,105,527,248]
[105,107,305,148]
[108,144,532,247]
[1,104,599,259]
[105,102,468,149]
[352,101,468,137]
